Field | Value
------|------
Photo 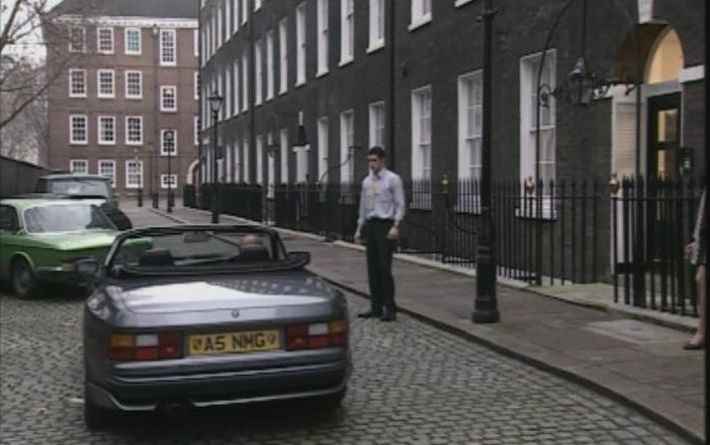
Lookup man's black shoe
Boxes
[381,307,397,322]
[358,310,382,319]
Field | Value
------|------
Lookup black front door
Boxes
[646,93,681,261]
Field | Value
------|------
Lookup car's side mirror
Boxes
[288,251,311,266]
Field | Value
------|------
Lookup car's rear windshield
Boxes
[47,179,110,198]
[24,204,115,233]
[110,229,292,274]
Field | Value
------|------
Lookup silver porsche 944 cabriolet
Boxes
[80,225,351,429]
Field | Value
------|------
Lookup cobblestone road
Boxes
[0,207,695,444]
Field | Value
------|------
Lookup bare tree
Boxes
[0,0,97,131]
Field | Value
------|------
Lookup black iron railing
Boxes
[188,177,702,317]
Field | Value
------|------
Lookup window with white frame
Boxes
[126,116,143,145]
[266,30,275,99]
[317,0,329,75]
[194,115,200,145]
[125,28,141,55]
[161,129,178,156]
[69,115,88,144]
[125,160,143,189]
[161,86,178,112]
[279,19,288,94]
[161,174,178,189]
[256,135,264,184]
[194,72,199,100]
[369,0,385,51]
[97,27,114,54]
[225,0,232,39]
[69,69,86,98]
[70,159,88,175]
[254,0,262,10]
[160,29,177,65]
[255,38,263,105]
[98,160,116,187]
[241,51,249,111]
[267,133,275,198]
[69,27,86,52]
[98,116,116,145]
[233,0,240,33]
[318,117,329,183]
[369,101,385,149]
[296,3,306,86]
[194,29,199,57]
[520,50,556,193]
[340,110,355,183]
[411,86,432,180]
[458,71,482,182]
[217,3,223,49]
[295,145,309,183]
[340,0,354,64]
[201,29,207,65]
[97,69,115,98]
[125,71,143,99]
[210,13,216,56]
[217,71,225,120]
[410,0,432,29]
[225,66,232,115]
[233,60,240,116]
[233,138,242,182]
[243,136,250,182]
[280,129,289,183]
[241,0,248,24]
[225,142,232,183]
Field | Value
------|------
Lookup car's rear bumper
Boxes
[86,359,351,412]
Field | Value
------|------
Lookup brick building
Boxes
[46,0,200,198]
[198,0,704,191]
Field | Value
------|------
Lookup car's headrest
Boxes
[239,245,271,262]
[139,249,174,267]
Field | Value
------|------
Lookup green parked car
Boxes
[0,198,125,299]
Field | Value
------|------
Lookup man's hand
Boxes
[354,229,363,245]
[387,225,400,241]
[686,241,697,260]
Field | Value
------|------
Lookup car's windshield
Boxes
[111,229,288,272]
[24,204,115,233]
[48,179,110,198]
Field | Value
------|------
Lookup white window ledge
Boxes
[338,57,354,68]
[454,0,473,7]
[279,89,288,96]
[680,65,705,83]
[316,69,329,78]
[366,40,385,54]
[408,14,432,32]
[295,80,307,88]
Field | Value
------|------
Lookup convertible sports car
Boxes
[81,225,351,430]
[0,198,123,299]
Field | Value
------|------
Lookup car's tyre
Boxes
[319,387,347,411]
[101,204,133,231]
[84,385,111,431]
[11,258,40,300]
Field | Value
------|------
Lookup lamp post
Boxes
[472,0,500,324]
[151,23,159,209]
[164,129,175,213]
[208,93,224,224]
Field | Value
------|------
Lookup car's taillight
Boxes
[109,332,183,361]
[286,320,348,351]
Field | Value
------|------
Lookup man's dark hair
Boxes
[368,146,386,159]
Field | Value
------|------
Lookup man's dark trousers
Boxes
[365,218,396,314]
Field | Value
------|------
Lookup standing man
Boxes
[354,147,406,322]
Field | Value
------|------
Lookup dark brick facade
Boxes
[200,0,704,187]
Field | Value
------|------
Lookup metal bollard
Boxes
[137,189,143,207]
[152,192,159,209]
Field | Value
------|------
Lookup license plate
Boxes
[188,330,280,355]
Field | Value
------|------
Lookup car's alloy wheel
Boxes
[11,259,38,299]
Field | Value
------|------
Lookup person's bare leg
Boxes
[689,265,706,346]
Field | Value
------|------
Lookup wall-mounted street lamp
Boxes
[208,92,224,223]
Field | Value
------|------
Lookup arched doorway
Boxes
[611,24,685,180]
